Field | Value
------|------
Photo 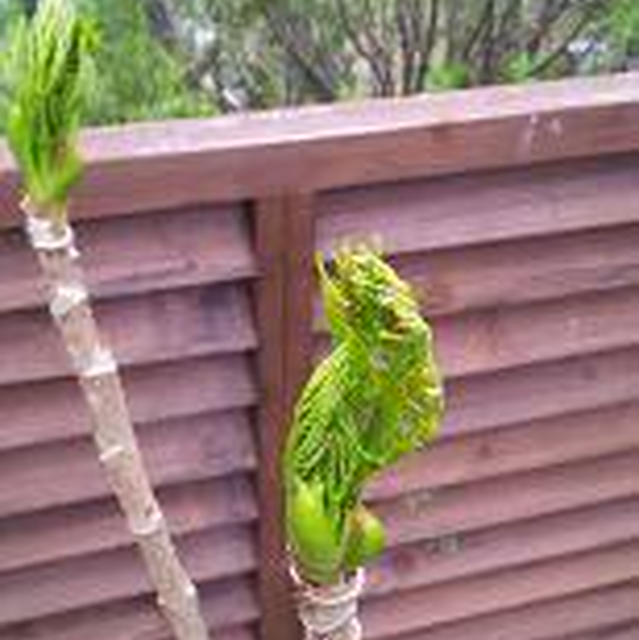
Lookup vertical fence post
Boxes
[254,193,316,640]
[282,193,316,418]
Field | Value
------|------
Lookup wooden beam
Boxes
[253,197,300,640]
[254,192,316,640]
[1,74,637,224]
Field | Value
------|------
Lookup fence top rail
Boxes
[1,73,637,222]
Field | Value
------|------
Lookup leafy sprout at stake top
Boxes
[6,0,97,221]
[284,244,444,586]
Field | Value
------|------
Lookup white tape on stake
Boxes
[77,346,118,378]
[49,283,88,319]
[24,214,75,252]
[99,443,125,464]
[132,507,164,538]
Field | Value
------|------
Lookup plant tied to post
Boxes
[284,243,444,639]
[5,2,209,639]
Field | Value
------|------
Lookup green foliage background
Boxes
[1,0,636,136]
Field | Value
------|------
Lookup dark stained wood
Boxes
[367,402,639,500]
[0,354,257,452]
[0,474,257,574]
[561,625,639,640]
[282,193,316,415]
[1,74,636,222]
[0,576,259,640]
[444,347,639,438]
[0,284,257,386]
[373,451,638,547]
[0,74,638,640]
[392,223,639,317]
[384,583,638,640]
[0,411,256,518]
[0,525,257,627]
[253,197,300,640]
[0,205,256,314]
[317,154,639,256]
[366,498,637,597]
[434,287,638,378]
[316,286,639,380]
[361,543,639,639]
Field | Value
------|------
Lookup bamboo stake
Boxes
[6,1,211,634]
[20,199,210,640]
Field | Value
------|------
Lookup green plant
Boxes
[5,3,210,638]
[284,244,444,585]
[5,0,96,215]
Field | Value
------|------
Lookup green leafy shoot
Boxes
[6,0,97,219]
[284,243,444,584]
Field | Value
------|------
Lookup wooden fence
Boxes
[0,72,637,640]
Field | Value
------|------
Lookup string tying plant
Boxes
[284,243,445,586]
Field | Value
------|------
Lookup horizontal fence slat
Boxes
[444,347,639,438]
[0,354,257,452]
[0,410,256,519]
[382,582,638,640]
[0,576,259,640]
[392,224,639,317]
[1,74,636,219]
[0,473,257,574]
[367,498,637,598]
[374,451,638,547]
[361,543,639,639]
[434,287,638,378]
[367,402,638,499]
[317,154,639,256]
[0,205,256,313]
[0,525,256,627]
[0,284,257,387]
[571,624,639,640]
[316,287,639,380]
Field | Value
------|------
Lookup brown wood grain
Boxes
[0,354,257,452]
[0,576,259,640]
[0,205,256,314]
[0,525,257,627]
[561,625,639,640]
[367,402,639,499]
[361,543,639,638]
[373,451,638,547]
[282,194,315,417]
[316,286,639,380]
[366,497,637,597]
[0,474,257,574]
[253,197,300,640]
[381,583,638,640]
[317,154,639,256]
[0,74,637,640]
[0,284,257,386]
[391,223,639,317]
[443,347,639,438]
[0,411,256,519]
[1,74,636,221]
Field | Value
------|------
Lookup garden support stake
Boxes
[6,1,210,638]
[20,198,211,640]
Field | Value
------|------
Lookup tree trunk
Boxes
[21,199,210,640]
[291,566,365,640]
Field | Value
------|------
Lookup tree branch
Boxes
[336,0,391,96]
[462,0,495,62]
[527,0,606,75]
[264,7,337,102]
[415,0,440,92]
